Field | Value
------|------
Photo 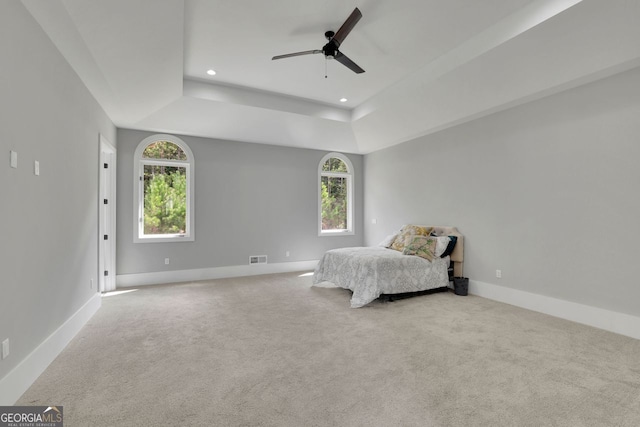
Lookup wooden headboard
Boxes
[429,226,464,278]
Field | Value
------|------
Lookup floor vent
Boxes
[249,255,268,265]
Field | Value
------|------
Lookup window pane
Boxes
[322,157,348,173]
[143,164,187,235]
[321,176,347,230]
[142,141,187,161]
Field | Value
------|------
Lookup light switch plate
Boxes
[10,151,17,168]
[2,339,9,360]
[34,160,40,175]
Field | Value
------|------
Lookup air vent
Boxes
[249,255,268,265]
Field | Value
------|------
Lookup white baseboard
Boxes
[116,260,320,288]
[470,280,640,340]
[0,293,102,405]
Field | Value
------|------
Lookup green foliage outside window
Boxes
[321,177,347,230]
[322,157,348,173]
[142,140,188,235]
[321,157,349,231]
[144,166,187,235]
[143,141,187,160]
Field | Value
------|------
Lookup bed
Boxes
[313,226,464,308]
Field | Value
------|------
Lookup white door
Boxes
[99,135,117,292]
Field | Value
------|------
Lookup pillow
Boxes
[402,235,437,261]
[389,225,434,252]
[440,235,458,258]
[433,236,452,257]
[377,233,398,248]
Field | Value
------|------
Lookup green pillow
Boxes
[390,225,434,252]
[402,235,437,261]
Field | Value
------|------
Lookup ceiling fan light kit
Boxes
[272,7,365,74]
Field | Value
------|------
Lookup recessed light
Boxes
[340,98,348,103]
[206,69,216,76]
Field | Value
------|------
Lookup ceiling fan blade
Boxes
[335,51,365,74]
[332,7,362,47]
[272,50,322,60]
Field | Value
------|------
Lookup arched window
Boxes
[318,153,354,235]
[133,134,194,243]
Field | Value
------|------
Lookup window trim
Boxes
[318,152,354,236]
[133,134,195,243]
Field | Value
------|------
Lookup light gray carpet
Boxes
[18,272,640,426]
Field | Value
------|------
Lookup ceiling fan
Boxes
[272,7,365,74]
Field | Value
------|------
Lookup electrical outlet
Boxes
[496,269,502,279]
[10,151,17,168]
[165,258,170,265]
[285,251,290,257]
[2,339,9,360]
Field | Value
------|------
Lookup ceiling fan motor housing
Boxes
[323,42,338,59]
[323,31,338,59]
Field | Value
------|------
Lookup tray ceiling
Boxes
[22,0,640,153]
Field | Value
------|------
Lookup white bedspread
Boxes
[313,247,450,308]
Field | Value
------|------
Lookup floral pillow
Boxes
[402,235,437,262]
[389,225,434,252]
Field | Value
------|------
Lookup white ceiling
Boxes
[21,0,640,153]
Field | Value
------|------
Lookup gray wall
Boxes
[0,2,116,380]
[364,66,640,317]
[117,129,363,275]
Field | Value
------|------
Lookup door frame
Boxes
[99,134,117,292]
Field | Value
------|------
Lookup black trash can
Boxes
[453,277,469,296]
